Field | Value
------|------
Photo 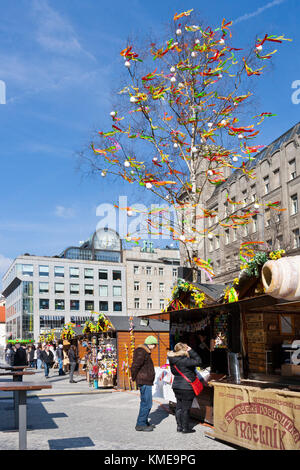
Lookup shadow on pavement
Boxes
[149,404,170,426]
[48,436,95,450]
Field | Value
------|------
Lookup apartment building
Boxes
[123,241,180,317]
[198,122,300,284]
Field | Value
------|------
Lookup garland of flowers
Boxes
[223,249,285,303]
[61,322,76,340]
[166,278,206,309]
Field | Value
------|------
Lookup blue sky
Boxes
[0,0,299,277]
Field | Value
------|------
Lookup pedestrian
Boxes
[40,345,54,378]
[56,343,65,376]
[12,342,28,366]
[131,335,158,432]
[167,342,202,433]
[36,344,43,369]
[28,345,35,368]
[5,343,14,366]
[68,345,78,383]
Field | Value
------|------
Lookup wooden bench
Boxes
[0,382,52,450]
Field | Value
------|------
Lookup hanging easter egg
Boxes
[101,171,106,177]
[180,235,186,241]
[110,111,116,117]
[127,210,133,217]
[256,45,263,51]
[146,182,152,189]
[207,170,214,176]
[124,61,131,68]
[207,122,213,128]
[191,146,198,153]
[173,143,178,148]
[170,66,176,73]
[254,203,260,209]
[208,233,213,240]
[191,51,198,58]
[124,161,130,167]
[238,134,244,139]
[130,96,136,103]
[232,156,239,162]
[170,76,176,83]
[195,39,200,44]
[176,29,182,36]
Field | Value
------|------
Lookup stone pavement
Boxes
[0,368,235,450]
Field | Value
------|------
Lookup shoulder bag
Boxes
[174,365,203,396]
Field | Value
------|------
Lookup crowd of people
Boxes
[4,341,79,383]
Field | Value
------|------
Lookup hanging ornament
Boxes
[170,66,176,73]
[176,29,182,36]
[146,182,152,189]
[124,61,131,68]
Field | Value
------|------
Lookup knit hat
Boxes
[144,335,158,345]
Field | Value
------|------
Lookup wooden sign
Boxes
[210,382,300,450]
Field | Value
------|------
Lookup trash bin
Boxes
[227,352,241,384]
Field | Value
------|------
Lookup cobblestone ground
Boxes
[0,369,235,451]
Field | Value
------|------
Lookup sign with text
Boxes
[210,382,300,450]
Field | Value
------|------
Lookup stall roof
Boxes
[139,294,300,323]
[72,316,169,336]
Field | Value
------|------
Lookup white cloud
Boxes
[233,0,286,24]
[31,0,96,61]
[55,205,76,219]
[0,254,13,278]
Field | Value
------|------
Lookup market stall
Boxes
[140,254,300,445]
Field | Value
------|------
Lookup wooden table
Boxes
[0,382,52,450]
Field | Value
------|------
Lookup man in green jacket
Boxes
[131,336,158,432]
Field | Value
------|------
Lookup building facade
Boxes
[2,230,180,341]
[123,241,180,317]
[198,122,300,284]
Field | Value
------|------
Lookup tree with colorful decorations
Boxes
[82,9,290,282]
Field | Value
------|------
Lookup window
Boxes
[215,236,220,249]
[134,281,140,291]
[146,266,152,275]
[133,265,139,275]
[70,300,79,311]
[54,266,64,277]
[39,265,49,277]
[85,284,94,295]
[263,176,269,194]
[273,168,280,188]
[160,299,165,310]
[159,267,164,276]
[233,229,237,241]
[40,315,65,330]
[147,298,153,309]
[99,301,108,311]
[70,284,79,295]
[265,209,271,227]
[22,264,33,276]
[225,229,230,244]
[39,282,49,294]
[113,271,121,281]
[69,267,79,278]
[113,285,122,296]
[55,283,64,294]
[253,215,258,233]
[242,190,247,205]
[55,300,65,310]
[208,238,213,251]
[230,197,236,214]
[159,283,165,293]
[39,299,49,310]
[85,300,94,311]
[84,268,94,279]
[289,159,296,180]
[291,194,298,215]
[134,298,140,309]
[147,282,152,292]
[292,229,300,249]
[99,269,108,280]
[99,285,108,297]
[172,268,178,277]
[113,301,122,312]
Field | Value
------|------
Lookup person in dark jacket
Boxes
[68,345,78,383]
[168,342,202,433]
[131,336,158,432]
[40,345,54,378]
[12,343,28,366]
[56,344,65,376]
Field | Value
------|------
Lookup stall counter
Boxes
[208,380,300,450]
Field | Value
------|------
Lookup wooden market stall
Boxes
[69,315,170,390]
[140,270,300,449]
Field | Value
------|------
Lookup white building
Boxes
[2,228,126,341]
